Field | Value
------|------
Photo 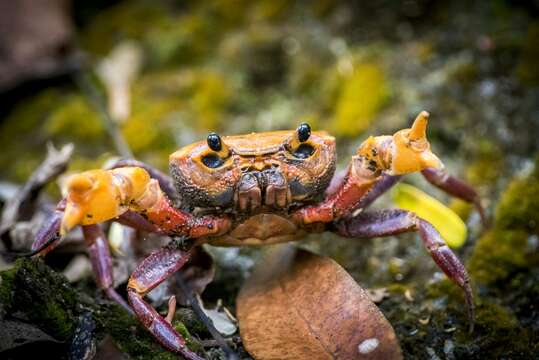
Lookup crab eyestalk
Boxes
[355,111,444,177]
[285,122,312,151]
[206,132,230,158]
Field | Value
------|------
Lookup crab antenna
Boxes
[409,111,429,141]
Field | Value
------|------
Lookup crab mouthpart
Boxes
[236,169,291,211]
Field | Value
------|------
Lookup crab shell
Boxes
[169,130,336,245]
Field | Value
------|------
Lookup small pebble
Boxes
[426,347,442,360]
[444,339,455,360]
[357,338,379,354]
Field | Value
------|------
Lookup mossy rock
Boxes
[465,140,505,187]
[0,258,80,341]
[0,259,203,359]
[381,280,538,359]
[467,156,539,284]
[494,170,539,234]
[468,230,531,284]
[516,22,539,85]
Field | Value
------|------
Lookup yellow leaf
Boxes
[392,183,467,248]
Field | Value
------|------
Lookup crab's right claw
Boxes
[61,170,127,235]
[61,167,156,235]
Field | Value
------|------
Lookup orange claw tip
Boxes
[409,111,430,141]
[60,203,84,235]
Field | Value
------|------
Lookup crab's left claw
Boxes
[388,111,444,175]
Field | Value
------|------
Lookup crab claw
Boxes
[388,111,444,175]
[60,167,157,235]
[61,170,126,235]
[409,110,429,141]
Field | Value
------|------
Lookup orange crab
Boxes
[32,111,482,359]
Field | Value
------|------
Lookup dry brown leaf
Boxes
[237,245,402,360]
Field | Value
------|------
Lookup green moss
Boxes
[81,1,227,67]
[326,62,390,137]
[45,95,104,140]
[174,320,204,354]
[381,278,537,358]
[0,259,79,341]
[98,303,179,360]
[465,140,504,187]
[468,230,530,284]
[174,307,209,336]
[453,301,534,358]
[250,0,291,21]
[495,172,539,233]
[449,198,473,221]
[468,157,539,284]
[0,90,64,181]
[81,1,171,56]
[516,22,539,85]
[97,303,207,359]
[0,259,204,359]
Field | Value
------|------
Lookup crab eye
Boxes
[293,143,315,159]
[201,154,224,168]
[297,123,311,142]
[207,133,222,151]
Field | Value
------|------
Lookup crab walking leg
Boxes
[118,211,161,233]
[355,174,402,210]
[421,168,488,226]
[127,247,204,360]
[293,169,379,224]
[81,225,132,312]
[335,209,474,331]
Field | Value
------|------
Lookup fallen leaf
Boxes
[392,183,467,248]
[196,296,238,336]
[237,245,402,360]
[366,287,389,303]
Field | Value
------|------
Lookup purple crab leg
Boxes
[30,200,66,256]
[421,168,487,227]
[127,247,204,360]
[118,211,161,233]
[82,225,132,313]
[335,209,474,331]
[326,171,401,215]
[354,174,402,210]
[106,159,176,199]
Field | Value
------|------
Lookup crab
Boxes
[31,111,483,360]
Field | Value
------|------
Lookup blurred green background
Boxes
[0,0,538,358]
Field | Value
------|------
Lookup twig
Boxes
[0,143,73,237]
[74,71,133,159]
[175,272,240,360]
